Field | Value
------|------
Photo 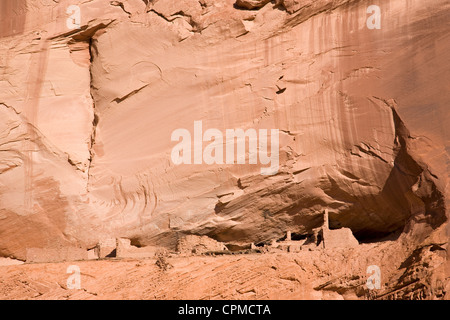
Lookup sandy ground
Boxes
[0,251,366,300]
[1,238,448,300]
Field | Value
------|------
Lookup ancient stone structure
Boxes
[116,238,159,259]
[25,247,88,263]
[268,209,359,252]
[322,209,359,249]
[177,235,228,255]
[96,238,117,259]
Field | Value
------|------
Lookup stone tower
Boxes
[322,208,359,249]
[323,209,329,231]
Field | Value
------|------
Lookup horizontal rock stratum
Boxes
[0,0,448,286]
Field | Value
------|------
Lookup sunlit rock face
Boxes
[0,0,448,260]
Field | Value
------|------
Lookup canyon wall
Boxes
[0,0,448,262]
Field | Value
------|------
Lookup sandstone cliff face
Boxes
[0,0,448,280]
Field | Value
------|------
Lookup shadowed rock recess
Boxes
[0,0,448,299]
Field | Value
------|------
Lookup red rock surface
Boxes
[0,0,448,299]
